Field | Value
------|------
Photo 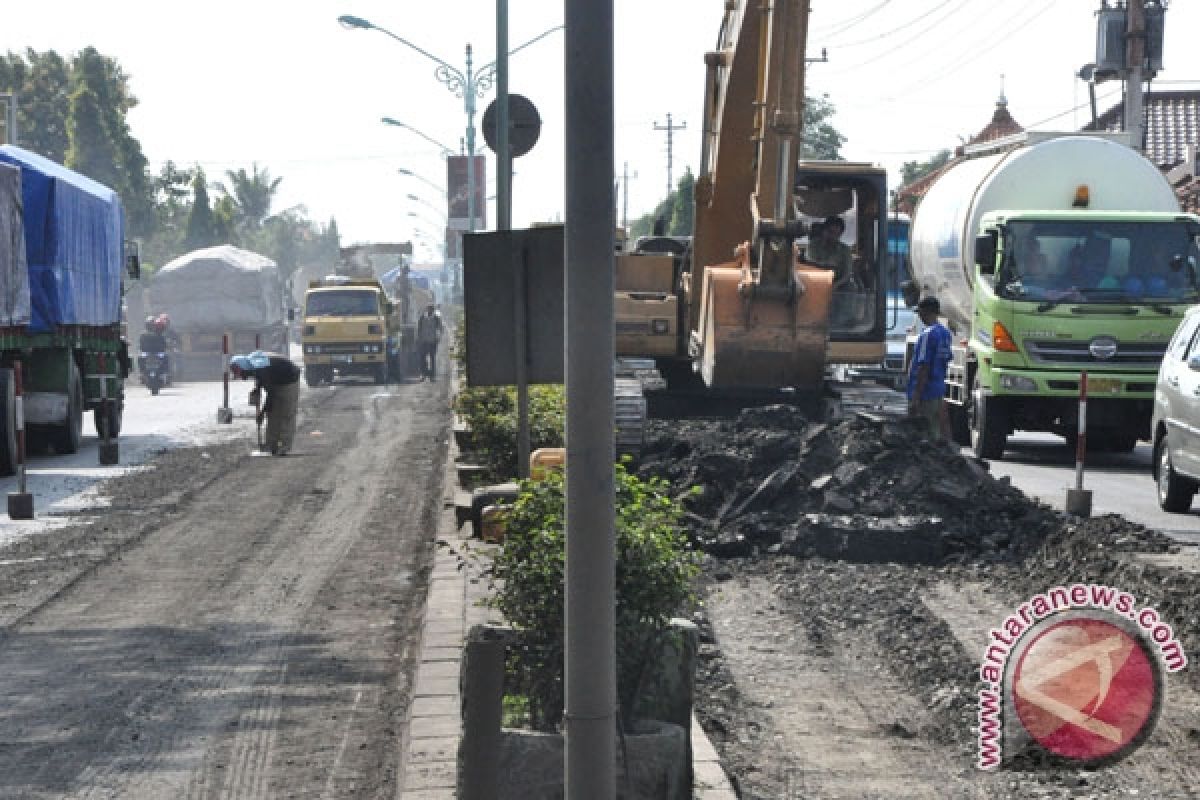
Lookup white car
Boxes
[1151,303,1200,512]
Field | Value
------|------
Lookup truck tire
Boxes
[0,369,17,477]
[969,377,1007,460]
[1156,435,1196,513]
[93,395,124,439]
[51,359,84,455]
[948,402,970,446]
[374,363,388,385]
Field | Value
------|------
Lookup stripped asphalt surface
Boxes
[0,376,450,798]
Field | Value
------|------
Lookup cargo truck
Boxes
[0,145,138,474]
[908,132,1200,459]
[148,245,288,380]
[301,276,396,386]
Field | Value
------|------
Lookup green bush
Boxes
[453,385,565,480]
[489,461,699,731]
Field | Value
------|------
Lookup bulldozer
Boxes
[616,0,890,416]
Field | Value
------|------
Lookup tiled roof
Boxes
[1083,89,1200,170]
[893,99,1024,216]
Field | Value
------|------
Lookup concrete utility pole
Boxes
[1124,0,1147,151]
[653,113,686,199]
[618,161,637,230]
[565,0,616,796]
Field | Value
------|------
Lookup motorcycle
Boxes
[138,351,169,395]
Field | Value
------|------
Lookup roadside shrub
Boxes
[453,385,565,480]
[489,461,699,731]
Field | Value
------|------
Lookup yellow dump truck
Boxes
[301,276,396,386]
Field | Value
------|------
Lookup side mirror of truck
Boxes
[124,240,141,281]
[974,233,997,275]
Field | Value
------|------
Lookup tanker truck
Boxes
[909,132,1200,459]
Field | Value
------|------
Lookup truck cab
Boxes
[301,277,395,386]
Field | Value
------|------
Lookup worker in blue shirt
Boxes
[907,295,954,441]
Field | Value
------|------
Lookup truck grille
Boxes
[1025,339,1166,367]
[310,342,381,354]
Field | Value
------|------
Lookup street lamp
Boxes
[381,117,456,157]
[407,192,448,221]
[397,167,447,198]
[339,14,563,232]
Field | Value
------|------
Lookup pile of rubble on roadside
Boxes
[638,406,1163,565]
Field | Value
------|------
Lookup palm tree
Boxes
[216,163,282,232]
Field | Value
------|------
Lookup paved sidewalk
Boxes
[400,442,736,798]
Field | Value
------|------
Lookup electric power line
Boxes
[821,0,965,49]
[811,0,893,38]
[825,0,973,74]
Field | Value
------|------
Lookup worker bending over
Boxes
[229,351,302,455]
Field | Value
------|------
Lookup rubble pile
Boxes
[639,406,1063,564]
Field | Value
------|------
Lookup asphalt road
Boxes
[976,433,1200,544]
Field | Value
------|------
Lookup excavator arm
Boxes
[688,0,835,391]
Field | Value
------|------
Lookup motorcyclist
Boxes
[139,317,167,355]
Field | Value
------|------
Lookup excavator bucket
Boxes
[695,264,833,390]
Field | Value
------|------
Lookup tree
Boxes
[184,169,217,251]
[64,86,120,189]
[218,164,282,233]
[900,149,952,187]
[801,93,845,160]
[668,168,694,237]
[0,49,71,159]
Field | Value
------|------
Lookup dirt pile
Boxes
[639,406,1063,564]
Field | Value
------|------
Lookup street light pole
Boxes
[339,13,563,234]
[381,117,455,156]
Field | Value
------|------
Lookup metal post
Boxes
[1066,370,1093,516]
[465,44,478,234]
[218,333,233,424]
[1125,0,1147,151]
[565,0,616,796]
[97,353,118,465]
[495,0,528,477]
[8,361,33,520]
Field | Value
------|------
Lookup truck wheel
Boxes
[1094,431,1138,454]
[948,403,970,446]
[51,360,84,455]
[374,363,388,385]
[0,369,17,477]
[969,377,1007,460]
[94,396,124,439]
[305,367,326,388]
[1156,436,1196,512]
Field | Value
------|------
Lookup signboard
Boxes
[447,155,487,229]
[463,225,564,386]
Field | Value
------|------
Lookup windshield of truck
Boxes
[998,220,1200,305]
[305,290,380,317]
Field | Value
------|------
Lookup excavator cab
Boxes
[794,162,888,367]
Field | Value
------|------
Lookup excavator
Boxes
[616,0,889,416]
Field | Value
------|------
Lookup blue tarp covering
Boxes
[0,145,124,332]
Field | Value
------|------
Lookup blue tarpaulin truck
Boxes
[0,145,137,474]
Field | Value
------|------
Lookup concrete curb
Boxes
[401,432,737,798]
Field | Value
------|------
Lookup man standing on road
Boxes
[229,351,302,455]
[907,295,953,441]
[415,304,444,381]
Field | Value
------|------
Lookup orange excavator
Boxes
[616,0,889,411]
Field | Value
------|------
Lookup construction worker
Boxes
[229,351,301,455]
[415,304,444,381]
[906,295,953,442]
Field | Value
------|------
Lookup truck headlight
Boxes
[304,344,320,354]
[999,374,1037,392]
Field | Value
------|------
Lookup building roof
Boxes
[1083,89,1200,170]
[893,96,1024,216]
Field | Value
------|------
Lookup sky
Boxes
[5,1,1200,262]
